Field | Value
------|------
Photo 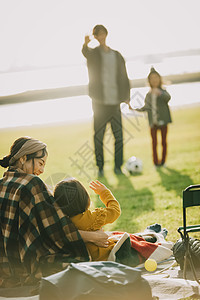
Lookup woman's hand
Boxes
[79,229,109,247]
[89,180,108,196]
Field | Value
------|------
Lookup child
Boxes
[54,178,121,261]
[136,67,172,167]
[53,178,173,267]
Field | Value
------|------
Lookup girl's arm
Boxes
[70,181,121,231]
[89,180,121,224]
[135,93,151,112]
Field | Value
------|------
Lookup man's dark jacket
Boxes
[82,45,130,104]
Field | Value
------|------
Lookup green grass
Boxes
[0,105,200,243]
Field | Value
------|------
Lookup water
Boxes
[130,82,200,108]
[0,95,93,128]
[0,81,200,129]
[0,55,200,129]
[0,55,199,96]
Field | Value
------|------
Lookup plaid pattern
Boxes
[0,168,89,287]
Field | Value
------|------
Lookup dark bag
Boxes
[40,261,153,300]
[173,237,200,270]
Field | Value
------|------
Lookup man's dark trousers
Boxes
[92,102,123,170]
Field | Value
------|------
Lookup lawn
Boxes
[0,104,200,243]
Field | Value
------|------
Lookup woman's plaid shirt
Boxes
[0,168,89,287]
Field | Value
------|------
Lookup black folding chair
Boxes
[178,184,200,283]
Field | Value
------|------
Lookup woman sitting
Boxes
[0,137,109,288]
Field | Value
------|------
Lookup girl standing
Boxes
[136,67,172,167]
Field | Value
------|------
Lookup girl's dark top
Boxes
[137,88,172,127]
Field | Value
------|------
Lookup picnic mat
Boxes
[142,258,200,299]
[1,259,200,299]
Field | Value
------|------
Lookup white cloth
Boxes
[151,93,158,125]
[100,48,118,105]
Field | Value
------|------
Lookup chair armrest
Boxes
[178,225,200,233]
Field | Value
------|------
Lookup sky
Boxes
[0,0,200,71]
[0,0,200,128]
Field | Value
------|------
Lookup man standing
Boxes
[82,24,130,176]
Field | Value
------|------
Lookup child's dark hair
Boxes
[0,137,47,168]
[54,178,90,217]
[93,24,108,36]
[147,67,163,88]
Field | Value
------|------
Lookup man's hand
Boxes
[84,35,91,46]
[124,100,133,110]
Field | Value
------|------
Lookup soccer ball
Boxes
[125,156,143,174]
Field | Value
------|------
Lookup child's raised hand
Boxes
[89,180,108,195]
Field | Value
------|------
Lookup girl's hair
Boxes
[0,137,47,168]
[147,67,163,89]
[54,178,90,217]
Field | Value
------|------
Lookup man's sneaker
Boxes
[114,167,123,175]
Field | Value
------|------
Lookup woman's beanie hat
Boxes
[148,66,160,79]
